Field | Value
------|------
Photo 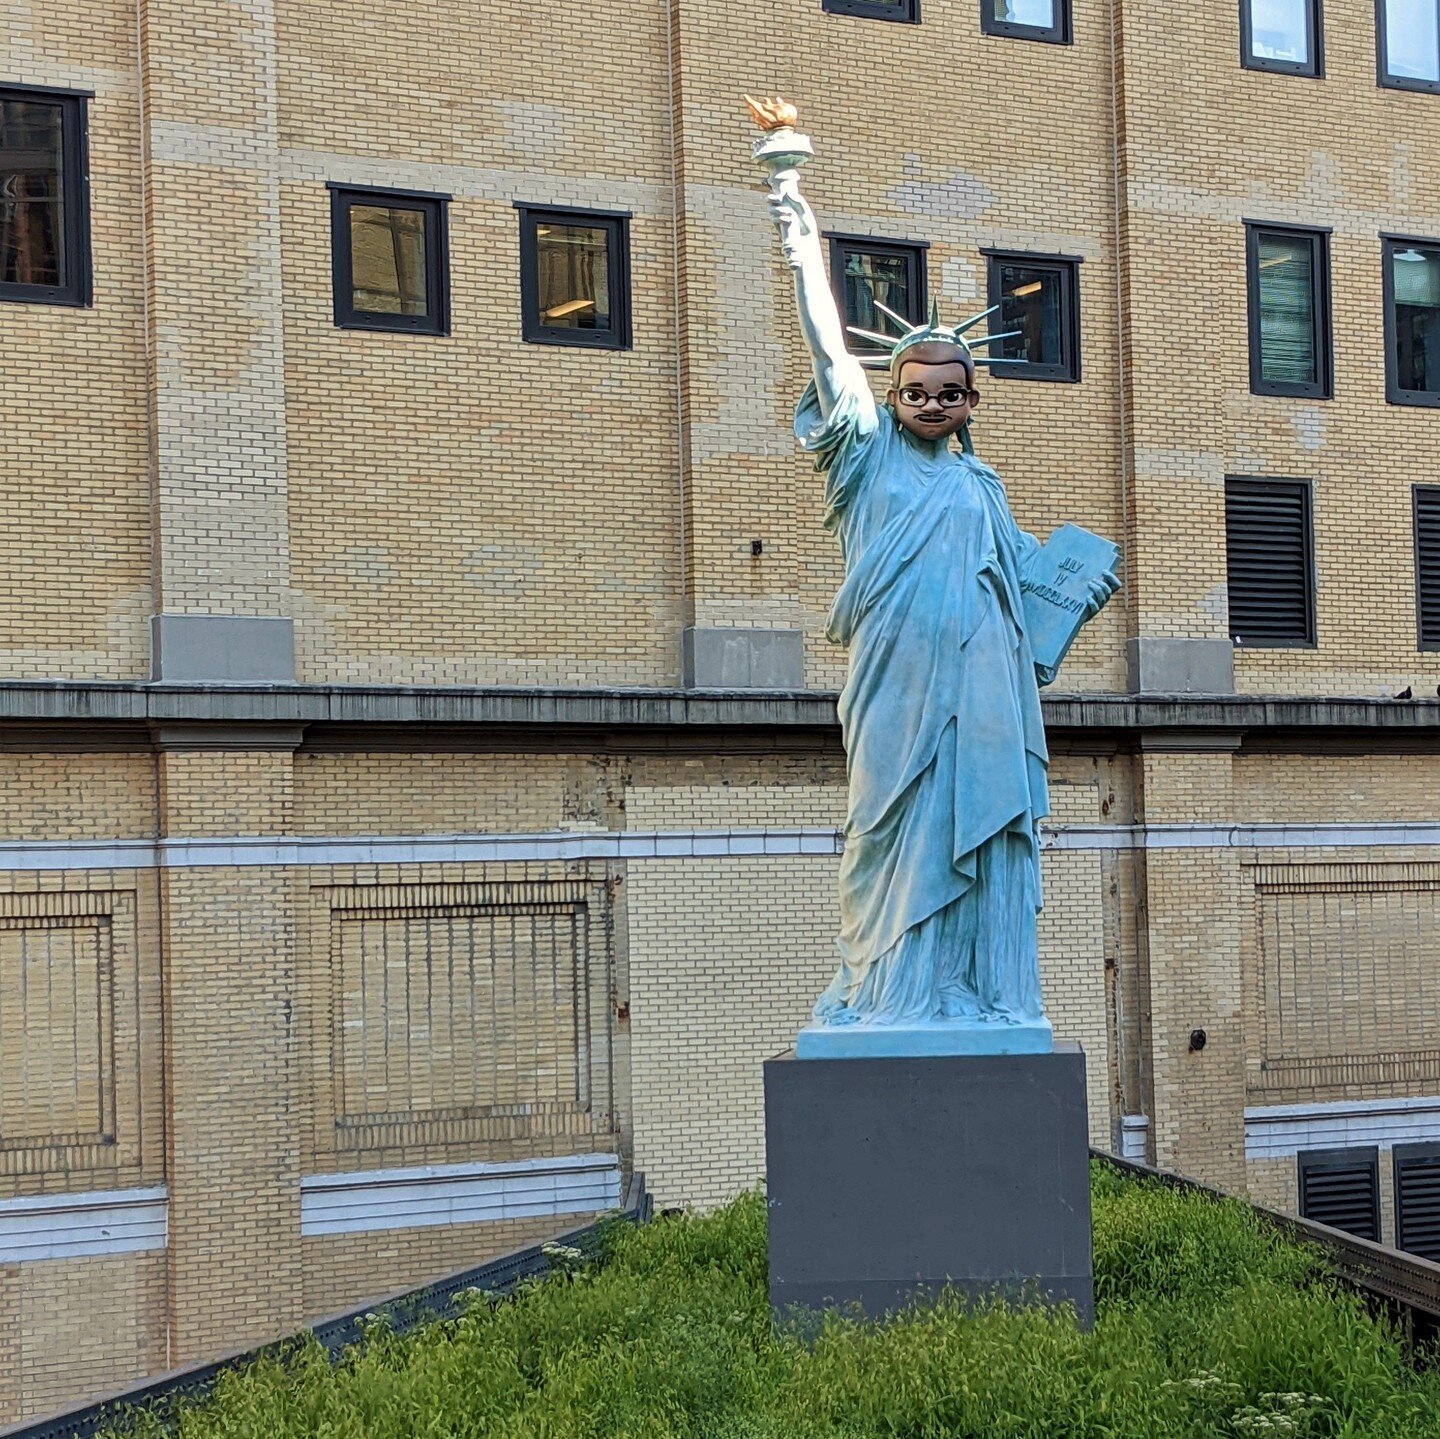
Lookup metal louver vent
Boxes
[1416,488,1440,648]
[1298,1148,1380,1242]
[1225,478,1315,646]
[1395,1144,1440,1262]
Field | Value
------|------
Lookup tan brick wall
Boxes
[0,2,151,680]
[1115,0,1440,694]
[276,0,682,685]
[0,1252,167,1423]
[293,752,576,835]
[1139,748,1247,1189]
[157,748,304,1364]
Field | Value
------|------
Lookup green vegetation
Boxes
[109,1166,1440,1438]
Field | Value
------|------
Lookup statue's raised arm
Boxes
[745,96,872,422]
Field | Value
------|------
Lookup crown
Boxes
[847,298,1020,372]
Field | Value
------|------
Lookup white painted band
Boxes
[0,1186,167,1263]
[4,821,1440,873]
[299,1153,623,1238]
[1245,1094,1440,1160]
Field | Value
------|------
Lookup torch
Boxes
[744,95,815,268]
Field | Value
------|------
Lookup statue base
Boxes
[763,1043,1093,1325]
[795,1014,1052,1059]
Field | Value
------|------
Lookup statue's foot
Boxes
[812,988,864,1027]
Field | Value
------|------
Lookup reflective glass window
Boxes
[520,207,631,349]
[349,205,429,316]
[535,223,612,333]
[1245,0,1316,70]
[986,254,1081,381]
[1247,226,1331,398]
[1387,241,1440,402]
[1382,0,1440,85]
[330,186,448,335]
[831,239,925,356]
[0,87,89,305]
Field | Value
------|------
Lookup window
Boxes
[1298,1148,1380,1241]
[0,83,91,306]
[518,206,631,350]
[329,185,449,335]
[1415,487,1440,649]
[1384,237,1440,406]
[823,0,920,19]
[1377,0,1440,92]
[1246,223,1332,398]
[1241,0,1323,76]
[980,0,1072,43]
[984,252,1081,382]
[1224,477,1316,647]
[1394,1144,1440,1260]
[829,235,927,357]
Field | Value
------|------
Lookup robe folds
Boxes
[796,379,1051,1026]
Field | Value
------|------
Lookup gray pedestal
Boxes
[764,1042,1093,1325]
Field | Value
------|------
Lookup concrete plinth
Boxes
[764,1042,1093,1325]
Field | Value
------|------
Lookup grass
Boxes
[106,1164,1440,1438]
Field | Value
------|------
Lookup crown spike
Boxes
[927,297,941,329]
[956,303,1001,334]
[870,299,914,333]
[846,324,901,348]
[964,330,1022,348]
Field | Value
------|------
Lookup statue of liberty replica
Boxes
[745,97,1119,1058]
[751,96,1117,1324]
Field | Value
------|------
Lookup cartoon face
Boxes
[888,358,979,442]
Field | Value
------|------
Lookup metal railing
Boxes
[0,1174,651,1439]
[1093,1149,1440,1350]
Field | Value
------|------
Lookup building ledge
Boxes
[0,682,1435,740]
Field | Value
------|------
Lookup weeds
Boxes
[104,1166,1440,1438]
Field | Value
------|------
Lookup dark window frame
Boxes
[1415,485,1440,650]
[1298,1146,1381,1241]
[328,183,450,336]
[1245,221,1333,399]
[1383,233,1440,408]
[0,81,93,307]
[1224,475,1318,649]
[1394,1142,1440,1259]
[980,0,1072,44]
[1376,0,1440,93]
[828,233,929,358]
[824,0,921,20]
[1240,0,1324,76]
[983,248,1083,383]
[517,204,632,351]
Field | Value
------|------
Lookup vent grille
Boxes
[1417,488,1440,648]
[1225,478,1314,645]
[1299,1148,1379,1242]
[1395,1144,1440,1262]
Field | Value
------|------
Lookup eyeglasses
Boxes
[896,385,976,408]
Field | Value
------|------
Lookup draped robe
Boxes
[797,378,1051,1026]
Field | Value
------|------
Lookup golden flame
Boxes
[743,94,799,132]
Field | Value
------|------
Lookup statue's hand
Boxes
[767,187,817,270]
[1081,569,1121,621]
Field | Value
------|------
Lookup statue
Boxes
[745,97,1120,1058]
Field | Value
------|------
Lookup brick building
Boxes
[2,0,1440,1421]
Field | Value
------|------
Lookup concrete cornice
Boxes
[0,682,1436,738]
